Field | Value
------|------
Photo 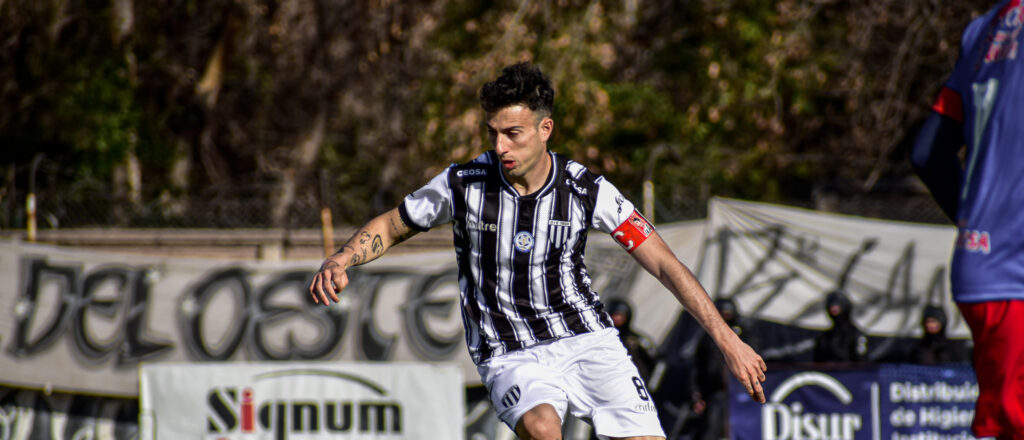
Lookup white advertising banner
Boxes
[0,221,700,397]
[138,361,464,440]
[697,197,965,338]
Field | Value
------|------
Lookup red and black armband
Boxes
[612,210,654,252]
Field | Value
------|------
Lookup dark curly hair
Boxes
[479,62,554,118]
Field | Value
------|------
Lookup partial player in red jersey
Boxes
[911,1,1024,438]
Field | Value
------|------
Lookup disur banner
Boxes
[697,198,965,340]
[728,364,978,439]
[139,362,464,440]
[0,222,703,397]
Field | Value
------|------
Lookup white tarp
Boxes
[0,221,703,397]
[2,197,966,398]
[696,197,965,338]
[138,361,464,440]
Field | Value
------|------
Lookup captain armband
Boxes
[611,210,653,252]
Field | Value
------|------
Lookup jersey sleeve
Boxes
[591,177,655,253]
[398,167,453,231]
[931,87,964,122]
[932,13,988,122]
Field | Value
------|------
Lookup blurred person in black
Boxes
[687,298,759,440]
[606,298,659,384]
[813,290,868,363]
[909,305,968,365]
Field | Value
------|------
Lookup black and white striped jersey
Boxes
[399,150,653,364]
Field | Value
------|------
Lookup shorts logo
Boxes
[514,231,534,253]
[501,385,521,409]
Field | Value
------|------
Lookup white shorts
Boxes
[477,328,665,439]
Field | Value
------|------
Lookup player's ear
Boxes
[539,117,553,142]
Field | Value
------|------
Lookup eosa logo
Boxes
[457,168,487,178]
[762,372,864,440]
[206,370,402,440]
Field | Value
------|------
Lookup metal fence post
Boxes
[643,180,655,224]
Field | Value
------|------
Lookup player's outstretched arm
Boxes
[629,232,768,404]
[910,112,964,223]
[309,207,418,306]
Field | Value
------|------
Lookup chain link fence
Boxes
[2,185,322,230]
[1,180,948,232]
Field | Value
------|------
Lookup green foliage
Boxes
[0,0,984,227]
[53,58,138,174]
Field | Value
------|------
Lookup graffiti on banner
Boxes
[0,225,688,397]
[697,198,965,345]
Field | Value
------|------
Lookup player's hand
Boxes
[724,341,768,404]
[309,256,349,306]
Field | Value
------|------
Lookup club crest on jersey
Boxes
[514,231,535,253]
[548,219,571,248]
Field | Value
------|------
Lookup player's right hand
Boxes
[309,257,348,306]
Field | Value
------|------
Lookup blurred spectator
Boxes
[606,298,659,384]
[909,305,968,365]
[813,291,868,363]
[686,298,759,440]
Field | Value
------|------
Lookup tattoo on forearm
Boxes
[336,244,355,255]
[338,230,374,267]
[389,217,401,237]
[337,226,398,268]
[397,229,415,243]
[389,217,416,245]
[371,235,383,255]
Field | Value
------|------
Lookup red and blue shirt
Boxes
[931,0,1024,302]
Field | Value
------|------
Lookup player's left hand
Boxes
[724,341,767,403]
[309,255,348,306]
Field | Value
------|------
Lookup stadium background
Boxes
[0,0,989,439]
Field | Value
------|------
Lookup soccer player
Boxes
[910,1,1024,438]
[310,61,766,440]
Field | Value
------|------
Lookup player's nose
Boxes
[494,137,510,155]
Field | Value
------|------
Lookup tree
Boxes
[0,0,984,228]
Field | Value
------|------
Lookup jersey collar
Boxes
[492,150,558,199]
